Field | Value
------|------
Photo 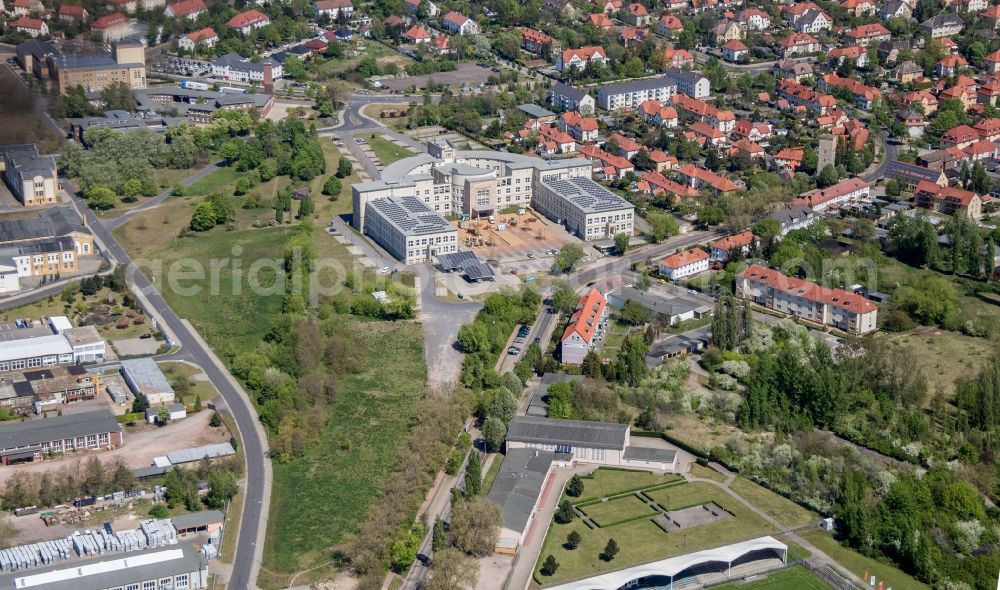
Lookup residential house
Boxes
[884,160,948,187]
[940,124,980,149]
[589,12,614,28]
[774,58,814,82]
[713,20,745,43]
[597,76,678,110]
[677,163,742,194]
[560,288,607,364]
[985,49,1000,74]
[641,171,698,199]
[817,73,881,109]
[783,1,822,24]
[778,33,820,56]
[58,5,88,24]
[14,16,47,37]
[767,204,818,235]
[845,23,891,46]
[892,60,923,83]
[314,0,353,19]
[795,8,832,33]
[441,11,478,35]
[732,119,772,142]
[579,145,634,178]
[226,9,270,34]
[550,83,595,115]
[722,39,749,61]
[624,2,651,25]
[165,0,206,19]
[879,0,912,19]
[795,177,869,211]
[920,14,964,38]
[657,15,684,36]
[178,27,218,51]
[666,67,710,99]
[710,230,757,261]
[403,25,431,43]
[914,181,982,219]
[735,7,771,30]
[737,264,878,335]
[0,145,57,206]
[522,28,558,55]
[777,78,837,114]
[658,248,710,280]
[637,100,679,127]
[985,4,1000,28]
[431,34,450,55]
[559,111,600,141]
[936,54,967,77]
[403,0,438,15]
[841,0,876,17]
[556,46,607,73]
[828,45,869,68]
[91,12,130,41]
[662,48,694,68]
[774,147,804,170]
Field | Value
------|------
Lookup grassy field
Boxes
[883,328,991,399]
[538,480,773,585]
[690,463,728,483]
[265,319,427,574]
[800,529,931,590]
[710,566,829,589]
[729,477,818,529]
[365,134,415,165]
[570,468,683,503]
[0,69,63,154]
[159,361,219,407]
[186,167,240,196]
[579,495,657,527]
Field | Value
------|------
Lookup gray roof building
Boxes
[517,103,556,119]
[1,542,208,590]
[550,82,587,102]
[0,409,121,454]
[623,445,677,463]
[0,207,88,244]
[121,357,175,402]
[608,287,713,320]
[0,145,56,181]
[506,416,628,450]
[365,196,455,237]
[539,177,633,214]
[486,448,554,534]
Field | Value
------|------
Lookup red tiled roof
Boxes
[739,264,877,313]
[627,2,648,15]
[661,248,709,269]
[916,181,978,206]
[561,111,599,131]
[185,26,217,42]
[14,16,44,29]
[316,0,352,8]
[941,124,980,144]
[443,10,469,26]
[561,46,606,63]
[167,0,206,16]
[797,177,868,207]
[403,24,430,39]
[561,288,606,345]
[780,32,818,47]
[522,27,553,44]
[609,133,643,152]
[659,14,683,28]
[846,22,889,38]
[93,12,128,29]
[59,5,87,17]
[678,163,740,192]
[712,230,756,251]
[722,39,748,51]
[590,12,613,26]
[226,9,269,29]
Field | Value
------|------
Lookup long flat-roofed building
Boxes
[47,41,146,94]
[0,323,105,373]
[0,145,57,207]
[0,409,122,464]
[533,177,634,241]
[364,196,458,265]
[0,542,208,589]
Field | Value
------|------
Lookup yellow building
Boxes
[48,41,146,95]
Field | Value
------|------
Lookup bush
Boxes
[149,504,169,519]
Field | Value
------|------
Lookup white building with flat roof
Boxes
[363,196,458,265]
[533,177,634,241]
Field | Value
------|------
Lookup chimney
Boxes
[262,62,273,94]
[81,214,88,228]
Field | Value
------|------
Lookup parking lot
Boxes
[379,63,494,92]
[0,320,54,342]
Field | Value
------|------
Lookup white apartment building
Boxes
[597,76,678,110]
[796,177,870,212]
[658,248,710,280]
[737,264,878,335]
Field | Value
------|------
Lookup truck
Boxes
[180,80,210,91]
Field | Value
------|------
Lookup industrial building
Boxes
[0,144,58,207]
[606,287,713,326]
[121,358,175,405]
[133,85,274,124]
[0,542,209,590]
[46,42,147,95]
[363,196,459,265]
[0,322,105,373]
[533,177,634,241]
[0,409,123,464]
[0,206,95,256]
[0,365,99,414]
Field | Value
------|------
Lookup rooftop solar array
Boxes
[367,197,454,236]
[542,177,633,214]
[464,262,494,281]
[437,250,478,271]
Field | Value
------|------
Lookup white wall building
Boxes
[363,196,458,265]
[533,177,634,241]
[658,248,710,281]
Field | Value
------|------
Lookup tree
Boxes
[323,176,342,197]
[86,186,118,210]
[424,548,479,590]
[646,211,679,243]
[817,164,839,188]
[601,538,619,561]
[620,300,651,326]
[205,469,238,509]
[565,530,582,550]
[555,500,576,524]
[853,218,876,243]
[157,405,170,425]
[432,517,447,551]
[972,161,991,194]
[389,527,423,573]
[551,281,578,313]
[581,351,603,378]
[190,201,219,231]
[449,497,501,556]
[336,156,352,178]
[149,504,170,519]
[131,392,150,414]
[614,233,629,255]
[209,412,222,427]
[464,452,482,496]
[554,243,585,273]
[566,475,584,498]
[540,555,560,576]
[297,194,315,219]
[482,417,507,452]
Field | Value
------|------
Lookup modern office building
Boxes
[533,177,634,241]
[363,196,459,264]
[0,144,57,207]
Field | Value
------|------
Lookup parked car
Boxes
[507,346,521,356]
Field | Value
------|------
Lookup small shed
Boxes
[820,517,835,531]
[145,403,187,424]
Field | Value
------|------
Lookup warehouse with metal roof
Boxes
[0,409,123,464]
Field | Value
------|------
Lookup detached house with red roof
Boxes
[659,248,710,280]
[522,28,558,54]
[14,16,47,37]
[940,124,980,149]
[559,111,599,141]
[58,4,88,24]
[984,49,1000,74]
[841,0,876,17]
[828,45,869,68]
[778,33,820,56]
[735,8,771,30]
[710,230,758,261]
[677,163,742,194]
[914,181,982,219]
[556,46,607,73]
[845,23,891,46]
[816,73,881,110]
[936,54,967,77]
[624,2,650,25]
[561,289,608,364]
[179,27,217,51]
[441,11,478,35]
[662,48,694,68]
[403,25,431,43]
[92,12,130,41]
[226,9,270,34]
[165,0,206,19]
[657,15,683,36]
[737,264,878,335]
[722,39,749,61]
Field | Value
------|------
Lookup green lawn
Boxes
[366,134,415,165]
[538,481,773,585]
[159,361,219,408]
[186,166,240,196]
[690,463,728,483]
[579,495,657,527]
[266,319,427,573]
[710,566,829,589]
[570,468,683,503]
[800,529,931,590]
[729,477,818,529]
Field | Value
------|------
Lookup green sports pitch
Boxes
[710,566,830,589]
